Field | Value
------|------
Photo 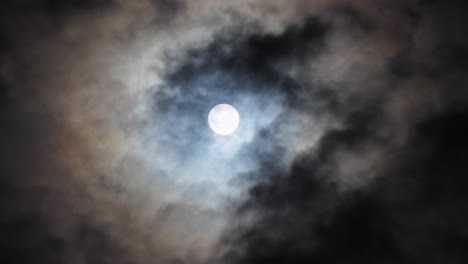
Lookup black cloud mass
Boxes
[1,0,468,264]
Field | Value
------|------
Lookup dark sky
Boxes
[1,0,468,263]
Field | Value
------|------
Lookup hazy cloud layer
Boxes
[1,0,468,264]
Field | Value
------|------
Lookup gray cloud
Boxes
[1,0,468,264]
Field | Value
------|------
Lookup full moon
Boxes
[208,104,240,136]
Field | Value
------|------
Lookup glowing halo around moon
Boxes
[208,104,240,136]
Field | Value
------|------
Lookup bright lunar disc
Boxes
[208,104,240,135]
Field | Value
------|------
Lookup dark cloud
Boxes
[219,110,468,264]
[162,16,329,88]
[1,0,468,263]
[43,0,115,14]
[0,0,115,15]
[215,1,468,264]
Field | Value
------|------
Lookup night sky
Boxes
[1,1,468,263]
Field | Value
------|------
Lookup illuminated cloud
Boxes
[1,1,468,264]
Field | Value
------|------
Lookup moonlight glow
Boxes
[208,104,240,135]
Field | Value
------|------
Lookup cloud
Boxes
[214,1,468,264]
[1,0,468,264]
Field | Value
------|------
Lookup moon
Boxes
[208,104,240,136]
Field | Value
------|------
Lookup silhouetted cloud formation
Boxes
[214,1,468,264]
[1,0,468,264]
